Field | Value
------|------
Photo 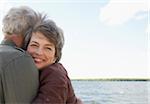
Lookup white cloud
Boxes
[99,0,148,26]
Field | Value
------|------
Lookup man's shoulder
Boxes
[0,45,28,56]
[0,45,32,66]
[14,47,26,52]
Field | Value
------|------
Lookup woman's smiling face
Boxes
[27,32,56,69]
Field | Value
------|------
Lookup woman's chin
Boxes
[35,64,42,70]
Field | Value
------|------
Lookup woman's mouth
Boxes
[33,58,43,63]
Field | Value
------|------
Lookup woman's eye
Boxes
[30,44,38,47]
[46,47,52,51]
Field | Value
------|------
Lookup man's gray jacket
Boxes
[0,40,39,103]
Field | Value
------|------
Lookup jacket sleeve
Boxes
[32,63,79,104]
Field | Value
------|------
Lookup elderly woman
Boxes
[25,15,83,104]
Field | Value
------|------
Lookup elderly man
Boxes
[0,6,39,103]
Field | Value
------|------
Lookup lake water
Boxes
[71,80,150,104]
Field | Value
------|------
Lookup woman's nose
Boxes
[35,48,43,55]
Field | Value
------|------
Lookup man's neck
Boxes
[4,34,23,48]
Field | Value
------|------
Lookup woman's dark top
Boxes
[32,63,79,104]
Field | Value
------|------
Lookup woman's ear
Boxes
[53,57,57,63]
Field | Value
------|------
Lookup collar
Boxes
[1,39,17,47]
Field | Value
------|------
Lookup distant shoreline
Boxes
[71,78,150,81]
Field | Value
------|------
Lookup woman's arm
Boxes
[32,63,68,103]
[32,63,83,104]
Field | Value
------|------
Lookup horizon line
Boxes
[70,77,150,81]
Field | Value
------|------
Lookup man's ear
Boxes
[11,34,24,47]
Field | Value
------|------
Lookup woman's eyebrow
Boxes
[45,44,54,47]
[30,41,38,44]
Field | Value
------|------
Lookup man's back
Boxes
[0,41,39,103]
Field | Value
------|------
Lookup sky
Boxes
[0,0,149,79]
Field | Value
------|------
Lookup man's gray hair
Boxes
[2,6,38,37]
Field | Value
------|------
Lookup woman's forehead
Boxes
[31,32,55,45]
